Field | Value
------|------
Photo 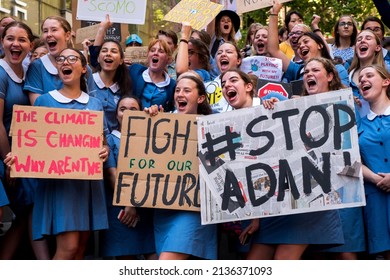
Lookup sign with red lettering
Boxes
[9,105,104,180]
[258,82,289,98]
[113,111,200,211]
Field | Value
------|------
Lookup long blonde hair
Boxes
[348,30,385,72]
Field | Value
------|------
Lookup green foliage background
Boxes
[240,0,381,48]
[146,0,385,48]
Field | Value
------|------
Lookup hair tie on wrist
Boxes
[269,13,278,16]
[312,28,321,33]
[180,39,188,44]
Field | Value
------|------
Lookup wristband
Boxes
[180,39,188,44]
[312,28,321,33]
[269,13,278,16]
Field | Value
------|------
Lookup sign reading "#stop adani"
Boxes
[9,105,104,180]
[113,111,200,211]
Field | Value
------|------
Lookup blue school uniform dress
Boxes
[88,72,121,135]
[358,107,390,254]
[23,54,63,95]
[253,210,344,248]
[128,64,175,111]
[24,54,93,96]
[99,130,155,257]
[0,163,8,207]
[154,208,218,259]
[194,69,211,83]
[0,59,37,213]
[31,90,108,240]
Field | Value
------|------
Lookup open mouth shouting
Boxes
[10,49,22,60]
[47,40,57,51]
[359,82,372,96]
[60,67,73,78]
[299,47,310,59]
[151,56,159,64]
[305,78,317,92]
[256,42,265,54]
[176,99,188,112]
[357,44,369,56]
[219,58,230,72]
[225,89,238,103]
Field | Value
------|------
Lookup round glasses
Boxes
[339,22,353,27]
[55,55,81,65]
[288,31,304,38]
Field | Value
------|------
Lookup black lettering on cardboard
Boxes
[124,116,145,157]
[300,105,329,149]
[152,118,171,154]
[277,159,300,201]
[202,126,241,165]
[162,174,180,206]
[302,152,331,195]
[246,115,275,156]
[172,119,191,155]
[179,173,198,207]
[246,162,276,206]
[333,103,355,150]
[272,109,300,150]
[222,169,245,210]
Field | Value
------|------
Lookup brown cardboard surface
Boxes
[163,0,223,31]
[75,24,100,44]
[9,105,104,180]
[113,111,200,211]
[124,46,148,65]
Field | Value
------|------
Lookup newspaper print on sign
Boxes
[197,89,365,225]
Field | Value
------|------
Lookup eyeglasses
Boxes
[339,22,353,27]
[365,27,382,33]
[288,31,304,38]
[55,55,81,65]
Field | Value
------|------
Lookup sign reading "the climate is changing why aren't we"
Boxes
[9,105,104,180]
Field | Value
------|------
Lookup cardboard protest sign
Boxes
[75,24,100,44]
[124,46,148,65]
[163,0,224,31]
[113,111,200,211]
[9,106,104,180]
[197,89,365,224]
[236,0,292,14]
[240,56,283,82]
[76,0,147,25]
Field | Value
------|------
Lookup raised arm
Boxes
[93,14,112,47]
[310,14,330,54]
[176,22,192,76]
[268,0,291,72]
